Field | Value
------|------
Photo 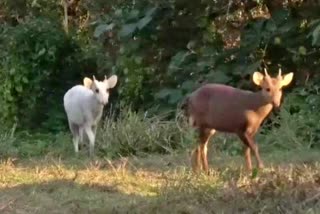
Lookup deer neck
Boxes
[251,91,273,121]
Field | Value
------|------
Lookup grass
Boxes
[0,148,320,214]
[1,107,320,213]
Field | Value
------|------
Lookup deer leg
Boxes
[78,126,85,150]
[92,124,97,136]
[84,125,96,157]
[244,146,252,171]
[191,146,202,173]
[200,129,215,175]
[191,128,214,174]
[238,133,264,170]
[69,122,79,154]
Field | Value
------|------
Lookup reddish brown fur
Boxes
[188,84,272,133]
[184,70,294,174]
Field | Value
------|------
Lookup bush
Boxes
[0,109,194,159]
[0,17,94,132]
[95,108,194,158]
[260,85,320,152]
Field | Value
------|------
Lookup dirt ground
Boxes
[0,149,320,214]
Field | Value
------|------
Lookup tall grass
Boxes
[96,109,194,158]
[0,95,318,160]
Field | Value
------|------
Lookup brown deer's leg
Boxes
[238,133,264,170]
[191,128,215,174]
[199,129,215,175]
[191,146,202,173]
[244,146,252,171]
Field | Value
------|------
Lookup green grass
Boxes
[0,108,320,213]
[0,148,320,214]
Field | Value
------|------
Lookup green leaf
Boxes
[134,56,143,64]
[271,9,290,25]
[265,21,276,33]
[15,85,23,93]
[114,9,122,17]
[119,23,137,38]
[181,80,195,91]
[155,88,183,104]
[245,61,261,74]
[168,51,190,72]
[9,68,15,75]
[145,7,157,17]
[310,24,320,46]
[127,9,140,21]
[137,16,153,30]
[207,70,231,84]
[168,89,183,104]
[155,89,171,99]
[94,23,115,38]
[38,48,46,56]
[22,77,28,83]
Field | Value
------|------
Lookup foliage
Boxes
[1,0,320,159]
[261,84,320,151]
[90,1,320,113]
[0,17,95,131]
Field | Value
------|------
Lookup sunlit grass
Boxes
[0,149,320,213]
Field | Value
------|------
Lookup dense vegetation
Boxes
[0,0,320,156]
[1,1,320,213]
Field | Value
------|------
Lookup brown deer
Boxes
[181,68,294,174]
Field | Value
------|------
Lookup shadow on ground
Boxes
[0,178,153,214]
[1,149,320,213]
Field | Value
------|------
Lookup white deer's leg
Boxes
[84,125,95,157]
[79,126,85,149]
[69,122,79,154]
[92,124,97,136]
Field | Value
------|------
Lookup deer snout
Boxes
[272,101,281,110]
[100,96,109,105]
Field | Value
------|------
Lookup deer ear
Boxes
[106,75,118,88]
[83,77,93,88]
[252,72,264,86]
[281,72,294,87]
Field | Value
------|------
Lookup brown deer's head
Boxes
[253,68,294,108]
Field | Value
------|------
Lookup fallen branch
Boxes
[302,189,320,206]
[0,198,18,212]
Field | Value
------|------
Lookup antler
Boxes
[92,75,96,81]
[278,68,282,77]
[264,68,269,77]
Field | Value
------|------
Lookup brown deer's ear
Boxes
[252,72,264,86]
[281,72,294,87]
[83,77,93,88]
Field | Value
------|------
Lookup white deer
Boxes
[63,75,118,156]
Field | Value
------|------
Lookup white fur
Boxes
[63,75,118,156]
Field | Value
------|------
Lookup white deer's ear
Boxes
[106,75,118,88]
[83,77,93,88]
[252,72,264,86]
[281,72,294,87]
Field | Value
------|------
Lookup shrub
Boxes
[95,108,194,158]
[0,17,93,131]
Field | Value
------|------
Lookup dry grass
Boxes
[0,149,320,214]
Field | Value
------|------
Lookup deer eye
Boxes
[95,89,99,93]
[266,88,270,92]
